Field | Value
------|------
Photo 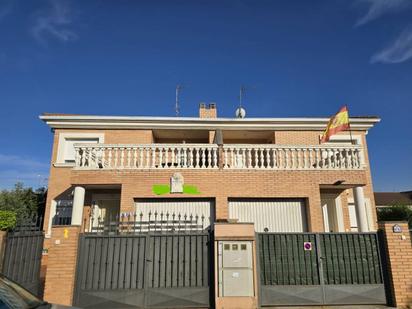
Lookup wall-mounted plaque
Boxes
[170,173,184,193]
[392,224,402,233]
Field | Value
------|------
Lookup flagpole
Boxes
[347,105,354,145]
[348,123,354,144]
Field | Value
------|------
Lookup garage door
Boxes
[229,199,307,232]
[135,199,214,229]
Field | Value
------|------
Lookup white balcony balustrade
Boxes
[74,143,364,170]
[222,145,364,170]
[74,144,219,170]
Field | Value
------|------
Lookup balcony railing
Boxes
[222,144,364,170]
[74,143,364,170]
[74,144,219,170]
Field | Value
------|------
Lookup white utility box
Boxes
[218,241,254,297]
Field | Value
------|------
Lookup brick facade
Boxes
[43,226,81,306]
[40,112,384,306]
[379,222,412,308]
[42,128,377,235]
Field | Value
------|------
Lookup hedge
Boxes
[0,210,17,231]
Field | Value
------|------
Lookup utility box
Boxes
[218,241,254,297]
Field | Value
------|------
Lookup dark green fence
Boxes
[259,233,320,285]
[319,233,382,285]
[2,216,44,297]
[258,232,386,306]
[74,231,212,308]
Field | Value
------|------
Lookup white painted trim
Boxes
[322,203,330,232]
[321,195,344,232]
[40,115,380,131]
[53,162,75,167]
[56,132,104,164]
[335,196,345,232]
[46,200,57,237]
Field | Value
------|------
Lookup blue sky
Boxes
[0,0,411,191]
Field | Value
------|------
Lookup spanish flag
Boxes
[321,106,350,143]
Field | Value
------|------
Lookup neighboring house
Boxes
[40,104,380,236]
[39,104,394,308]
[374,191,412,208]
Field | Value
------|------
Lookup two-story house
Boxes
[39,104,384,308]
[41,104,379,236]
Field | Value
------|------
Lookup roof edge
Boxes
[39,114,381,131]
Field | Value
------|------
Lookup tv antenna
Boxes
[239,85,245,108]
[236,85,246,118]
[175,84,182,116]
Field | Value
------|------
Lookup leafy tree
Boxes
[0,183,46,219]
[377,204,412,229]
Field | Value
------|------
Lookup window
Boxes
[53,199,73,226]
[63,138,99,163]
[56,133,104,165]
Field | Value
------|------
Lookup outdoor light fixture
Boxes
[333,180,345,186]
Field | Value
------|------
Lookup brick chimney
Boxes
[199,102,217,118]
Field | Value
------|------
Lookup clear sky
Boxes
[0,0,411,191]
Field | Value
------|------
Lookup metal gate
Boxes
[257,232,386,306]
[73,228,213,308]
[2,221,44,296]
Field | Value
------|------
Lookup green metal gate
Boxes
[2,215,44,297]
[257,232,386,306]
[73,230,213,308]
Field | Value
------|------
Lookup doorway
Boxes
[91,194,120,228]
[321,194,344,232]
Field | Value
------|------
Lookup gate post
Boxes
[378,221,412,308]
[0,231,7,273]
[43,226,81,306]
[214,223,258,309]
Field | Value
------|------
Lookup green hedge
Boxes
[0,211,17,231]
[377,205,412,229]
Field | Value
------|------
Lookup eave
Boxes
[39,114,380,131]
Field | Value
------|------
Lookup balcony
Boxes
[74,143,364,171]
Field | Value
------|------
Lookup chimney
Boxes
[199,102,217,118]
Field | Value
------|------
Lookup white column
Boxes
[353,186,368,232]
[72,186,85,226]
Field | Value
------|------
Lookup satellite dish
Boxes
[235,107,246,118]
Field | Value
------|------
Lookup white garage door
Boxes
[135,199,214,229]
[229,199,307,232]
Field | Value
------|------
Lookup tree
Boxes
[0,183,46,219]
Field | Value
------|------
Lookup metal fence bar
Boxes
[2,231,44,296]
[258,232,383,287]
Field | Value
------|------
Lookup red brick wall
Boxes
[70,168,369,232]
[43,226,80,305]
[379,222,412,308]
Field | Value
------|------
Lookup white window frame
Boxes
[55,133,104,167]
